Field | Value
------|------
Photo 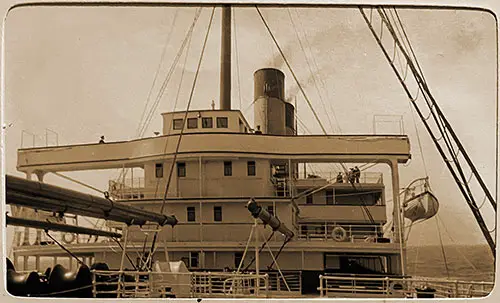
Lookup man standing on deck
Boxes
[353,166,361,183]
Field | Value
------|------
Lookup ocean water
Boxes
[406,244,495,282]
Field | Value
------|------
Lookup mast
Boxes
[220,5,231,110]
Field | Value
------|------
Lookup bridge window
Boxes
[187,118,198,129]
[224,161,232,176]
[234,252,244,268]
[326,190,334,205]
[247,161,256,176]
[202,117,213,128]
[217,117,228,128]
[177,162,186,177]
[214,206,223,222]
[189,252,199,268]
[155,163,163,178]
[187,207,196,222]
[173,119,183,130]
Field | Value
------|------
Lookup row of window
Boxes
[182,252,246,269]
[155,161,256,178]
[173,117,228,130]
[186,205,273,222]
[304,189,334,205]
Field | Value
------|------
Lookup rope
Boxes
[147,7,216,263]
[267,237,291,270]
[112,237,137,271]
[45,231,85,266]
[51,172,105,194]
[437,215,480,272]
[36,284,94,297]
[243,232,275,272]
[434,216,450,279]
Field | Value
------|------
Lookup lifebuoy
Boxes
[63,233,75,244]
[389,282,404,295]
[331,226,347,242]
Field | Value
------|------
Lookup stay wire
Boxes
[287,8,335,134]
[147,7,216,264]
[255,6,328,135]
[152,28,194,201]
[45,231,85,267]
[243,231,275,272]
[136,8,180,137]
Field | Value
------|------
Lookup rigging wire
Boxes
[243,231,275,272]
[136,8,180,137]
[286,8,335,134]
[233,7,243,110]
[138,8,204,138]
[293,8,343,134]
[115,8,202,184]
[45,231,85,267]
[255,6,328,135]
[152,25,194,201]
[146,7,216,266]
[434,216,450,279]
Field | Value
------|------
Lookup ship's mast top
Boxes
[220,5,231,110]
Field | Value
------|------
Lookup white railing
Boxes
[92,270,269,298]
[318,275,494,298]
[109,179,146,200]
[297,223,387,243]
[299,172,383,184]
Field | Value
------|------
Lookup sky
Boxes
[1,4,498,255]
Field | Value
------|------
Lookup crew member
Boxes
[336,172,343,183]
[353,166,361,183]
[99,136,105,144]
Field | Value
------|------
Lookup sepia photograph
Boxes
[1,1,498,300]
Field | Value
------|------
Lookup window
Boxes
[202,117,213,128]
[306,194,313,204]
[155,163,163,178]
[177,162,186,177]
[234,252,244,268]
[187,207,196,222]
[267,205,274,216]
[224,161,232,176]
[326,190,334,205]
[173,119,183,130]
[187,118,198,129]
[214,206,222,222]
[189,252,199,268]
[217,117,228,128]
[247,161,256,176]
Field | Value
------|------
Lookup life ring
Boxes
[63,233,75,244]
[389,282,404,295]
[331,226,347,242]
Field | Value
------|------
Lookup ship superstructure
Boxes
[12,65,411,294]
[5,4,496,299]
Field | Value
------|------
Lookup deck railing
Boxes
[267,271,302,292]
[297,223,387,243]
[92,270,269,298]
[318,275,494,298]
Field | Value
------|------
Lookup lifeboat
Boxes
[402,178,439,223]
